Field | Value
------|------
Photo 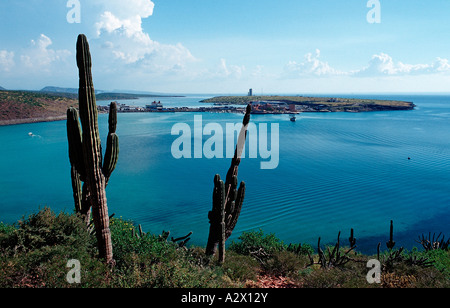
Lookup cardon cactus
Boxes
[66,34,119,263]
[206,104,251,262]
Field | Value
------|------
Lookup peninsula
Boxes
[200,95,415,113]
[0,90,416,126]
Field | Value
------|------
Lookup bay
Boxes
[1,94,450,254]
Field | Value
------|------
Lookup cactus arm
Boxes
[108,101,117,134]
[102,102,119,183]
[102,132,119,183]
[67,107,86,180]
[70,165,82,213]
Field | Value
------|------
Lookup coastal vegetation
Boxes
[0,208,449,288]
[201,95,415,112]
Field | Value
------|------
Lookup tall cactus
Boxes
[386,220,396,250]
[66,34,119,263]
[206,104,251,261]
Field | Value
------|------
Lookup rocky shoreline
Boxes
[0,116,68,126]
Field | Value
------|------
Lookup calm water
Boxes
[1,94,450,254]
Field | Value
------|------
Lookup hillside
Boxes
[0,90,78,125]
[41,86,185,100]
[201,96,415,112]
[41,86,103,95]
[0,86,5,91]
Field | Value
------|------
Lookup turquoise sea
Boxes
[1,94,450,254]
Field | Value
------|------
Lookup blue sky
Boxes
[1,0,450,94]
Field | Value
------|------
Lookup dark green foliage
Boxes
[377,245,434,273]
[1,210,450,288]
[287,243,314,256]
[0,207,95,254]
[229,229,285,256]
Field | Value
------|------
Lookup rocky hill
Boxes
[0,90,78,125]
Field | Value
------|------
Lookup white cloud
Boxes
[283,50,450,81]
[283,49,344,78]
[210,58,245,79]
[0,50,15,72]
[92,0,196,72]
[20,34,71,70]
[354,53,450,76]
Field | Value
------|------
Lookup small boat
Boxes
[28,132,33,136]
[290,116,296,122]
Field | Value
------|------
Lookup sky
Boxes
[1,0,450,94]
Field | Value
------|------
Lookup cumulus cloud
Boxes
[283,49,344,78]
[283,50,450,80]
[354,53,450,77]
[92,0,196,72]
[20,34,71,70]
[209,58,245,79]
[0,50,15,72]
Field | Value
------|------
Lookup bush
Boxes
[109,217,177,265]
[229,229,285,256]
[0,208,107,288]
[0,207,95,255]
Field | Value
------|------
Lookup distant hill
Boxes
[41,86,104,94]
[0,86,5,91]
[0,90,78,125]
[41,86,184,101]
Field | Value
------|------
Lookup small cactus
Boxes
[386,220,396,250]
[349,228,356,248]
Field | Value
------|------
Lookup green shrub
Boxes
[287,243,314,256]
[262,251,310,278]
[109,218,178,265]
[222,251,260,282]
[0,208,107,288]
[229,229,285,255]
[0,222,16,235]
[0,207,95,255]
